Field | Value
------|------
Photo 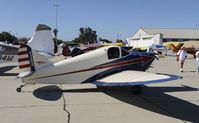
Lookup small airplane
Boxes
[147,44,168,55]
[0,42,19,63]
[64,43,127,57]
[168,43,198,57]
[0,24,54,63]
[16,44,181,94]
[168,43,184,52]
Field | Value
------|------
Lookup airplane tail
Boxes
[168,43,176,50]
[168,43,184,52]
[27,24,54,55]
[18,44,52,78]
[176,43,184,50]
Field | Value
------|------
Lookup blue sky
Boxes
[0,0,199,41]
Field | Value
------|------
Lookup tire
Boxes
[16,88,21,92]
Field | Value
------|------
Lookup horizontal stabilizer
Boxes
[92,71,182,86]
[17,71,34,78]
[0,43,19,55]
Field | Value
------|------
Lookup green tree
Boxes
[0,32,17,44]
[0,33,3,41]
[72,37,81,44]
[53,38,63,45]
[73,27,97,44]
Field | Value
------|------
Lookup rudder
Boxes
[18,44,35,73]
[18,44,52,78]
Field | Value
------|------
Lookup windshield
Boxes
[121,48,130,57]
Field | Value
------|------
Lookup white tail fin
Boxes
[18,44,52,78]
[27,24,54,55]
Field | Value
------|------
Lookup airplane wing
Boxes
[0,43,19,63]
[92,71,181,86]
[0,43,19,55]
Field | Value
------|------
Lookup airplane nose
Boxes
[147,52,157,60]
[147,52,155,56]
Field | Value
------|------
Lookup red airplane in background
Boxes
[168,43,198,57]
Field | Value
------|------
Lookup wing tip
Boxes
[93,73,182,87]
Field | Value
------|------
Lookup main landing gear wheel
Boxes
[131,85,142,95]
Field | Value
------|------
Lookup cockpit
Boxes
[107,47,130,60]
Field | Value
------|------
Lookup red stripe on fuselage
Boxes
[28,56,153,80]
[95,57,142,69]
[19,64,30,69]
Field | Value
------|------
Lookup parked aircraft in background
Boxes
[147,44,168,55]
[168,43,184,52]
[0,42,19,63]
[0,24,54,63]
[16,44,181,94]
[57,42,127,57]
[168,43,198,57]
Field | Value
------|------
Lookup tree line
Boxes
[0,32,17,44]
[1,27,113,45]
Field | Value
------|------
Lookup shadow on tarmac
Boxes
[103,85,199,123]
[33,86,62,101]
[0,66,18,76]
[33,85,199,122]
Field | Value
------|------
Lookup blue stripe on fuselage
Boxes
[82,52,155,84]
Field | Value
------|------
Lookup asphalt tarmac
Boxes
[0,55,198,123]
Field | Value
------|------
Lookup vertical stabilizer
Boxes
[168,43,176,50]
[18,44,35,74]
[169,43,184,52]
[27,24,54,55]
[176,43,184,50]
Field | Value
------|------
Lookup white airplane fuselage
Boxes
[21,46,156,85]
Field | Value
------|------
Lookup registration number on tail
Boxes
[0,54,14,62]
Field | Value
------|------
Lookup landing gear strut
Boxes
[16,84,28,92]
[131,85,142,95]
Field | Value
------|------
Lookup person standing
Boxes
[177,47,187,72]
[195,50,199,74]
